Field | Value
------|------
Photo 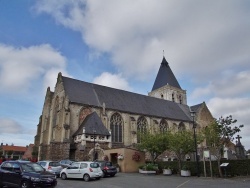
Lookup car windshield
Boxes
[21,163,44,172]
[106,162,113,166]
[49,162,61,167]
[90,162,99,168]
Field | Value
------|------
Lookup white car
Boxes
[60,161,103,181]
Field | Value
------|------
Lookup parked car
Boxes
[59,159,75,168]
[0,160,57,188]
[97,161,117,177]
[37,160,63,177]
[60,161,103,181]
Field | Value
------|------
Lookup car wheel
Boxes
[111,174,115,177]
[61,173,67,180]
[20,181,30,188]
[83,174,90,182]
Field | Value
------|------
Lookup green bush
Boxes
[157,159,250,177]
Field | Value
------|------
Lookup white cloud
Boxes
[207,97,250,149]
[0,44,69,94]
[191,70,250,102]
[93,72,131,91]
[0,118,23,134]
[34,0,250,149]
[34,0,250,81]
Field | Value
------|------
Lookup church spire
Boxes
[151,57,181,91]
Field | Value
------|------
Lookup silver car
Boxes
[37,160,63,177]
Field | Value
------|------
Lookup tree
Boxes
[168,130,203,174]
[203,115,244,177]
[137,131,169,162]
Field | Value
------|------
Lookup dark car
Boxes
[59,159,75,168]
[97,161,117,177]
[0,160,57,188]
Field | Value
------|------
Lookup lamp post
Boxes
[93,129,96,161]
[191,111,200,177]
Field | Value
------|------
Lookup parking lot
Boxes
[56,172,250,188]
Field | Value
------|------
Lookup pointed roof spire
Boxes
[151,57,182,91]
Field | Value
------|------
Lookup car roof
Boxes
[72,161,97,163]
[4,160,32,164]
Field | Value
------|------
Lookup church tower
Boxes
[148,57,187,105]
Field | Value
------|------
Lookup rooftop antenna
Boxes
[163,50,165,57]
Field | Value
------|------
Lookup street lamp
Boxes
[93,129,96,161]
[190,111,200,177]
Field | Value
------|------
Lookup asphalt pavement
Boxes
[56,172,250,188]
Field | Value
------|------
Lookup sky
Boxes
[0,0,250,150]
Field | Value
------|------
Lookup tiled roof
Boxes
[62,76,192,122]
[2,145,27,152]
[151,57,182,91]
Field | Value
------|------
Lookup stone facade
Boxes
[34,58,214,162]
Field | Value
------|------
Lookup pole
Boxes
[93,129,96,161]
[192,113,200,177]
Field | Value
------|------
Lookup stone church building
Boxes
[34,57,214,163]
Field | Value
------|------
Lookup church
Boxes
[34,57,214,164]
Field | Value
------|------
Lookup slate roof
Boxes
[151,57,182,91]
[190,103,203,113]
[62,76,192,122]
[73,111,110,136]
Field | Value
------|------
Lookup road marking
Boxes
[176,180,190,188]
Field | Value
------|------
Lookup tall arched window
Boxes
[178,122,186,131]
[172,93,175,102]
[159,119,168,133]
[52,97,59,140]
[110,113,123,143]
[137,116,147,143]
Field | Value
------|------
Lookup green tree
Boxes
[137,131,169,162]
[168,130,203,174]
[203,115,244,177]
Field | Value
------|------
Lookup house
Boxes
[0,143,28,160]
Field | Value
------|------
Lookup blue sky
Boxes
[0,0,250,150]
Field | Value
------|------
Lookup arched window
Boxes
[110,113,123,143]
[179,95,182,104]
[53,97,59,128]
[178,122,186,131]
[172,93,175,102]
[79,107,92,125]
[137,116,147,143]
[159,119,168,133]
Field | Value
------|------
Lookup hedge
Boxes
[156,159,250,177]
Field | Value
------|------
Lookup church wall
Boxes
[36,77,209,162]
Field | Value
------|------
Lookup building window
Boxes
[172,93,175,102]
[137,116,148,143]
[159,119,168,133]
[110,113,123,143]
[178,122,186,131]
[179,95,182,104]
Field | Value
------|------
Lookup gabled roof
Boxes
[62,76,192,122]
[73,112,110,136]
[151,57,182,91]
[190,103,203,113]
